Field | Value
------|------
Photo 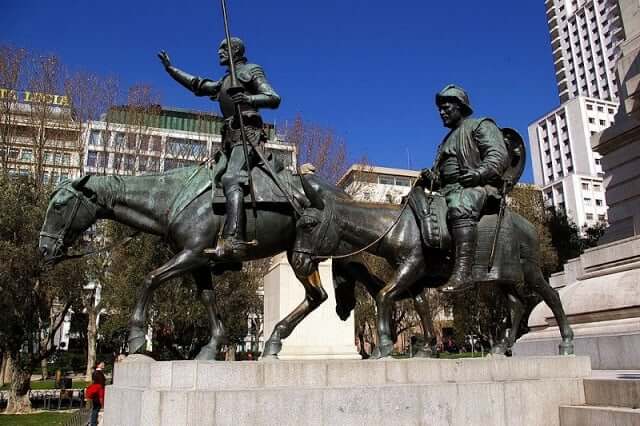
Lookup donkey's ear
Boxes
[71,175,91,190]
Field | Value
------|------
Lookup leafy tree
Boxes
[0,175,86,413]
[546,207,582,268]
[581,221,607,249]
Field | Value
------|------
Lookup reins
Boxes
[309,176,427,261]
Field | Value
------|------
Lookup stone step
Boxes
[112,355,592,391]
[584,378,640,408]
[560,405,640,426]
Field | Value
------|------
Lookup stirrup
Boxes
[204,238,257,258]
[438,276,475,294]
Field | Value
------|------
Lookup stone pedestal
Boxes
[103,355,591,426]
[513,235,640,369]
[262,254,360,360]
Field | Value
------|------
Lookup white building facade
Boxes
[82,107,294,176]
[529,0,624,228]
[547,0,624,103]
[338,164,419,204]
[529,96,615,226]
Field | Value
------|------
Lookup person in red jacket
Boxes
[86,370,105,426]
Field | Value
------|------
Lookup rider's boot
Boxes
[439,220,478,294]
[208,189,256,259]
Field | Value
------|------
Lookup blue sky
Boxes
[3,0,560,183]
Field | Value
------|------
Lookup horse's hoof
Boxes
[559,341,574,356]
[370,344,394,359]
[128,328,147,354]
[195,344,217,361]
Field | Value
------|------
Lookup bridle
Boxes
[39,186,98,262]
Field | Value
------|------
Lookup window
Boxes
[89,130,102,146]
[54,152,62,165]
[125,155,135,171]
[8,148,18,159]
[598,214,606,221]
[584,197,592,206]
[139,135,149,151]
[113,132,125,147]
[586,213,594,220]
[63,153,71,165]
[97,152,107,168]
[20,149,33,161]
[599,119,606,126]
[113,153,123,169]
[149,136,161,152]
[596,199,603,206]
[594,184,601,191]
[126,133,137,150]
[595,158,601,165]
[395,177,410,187]
[87,151,98,167]
[582,182,589,190]
[138,156,147,172]
[587,104,593,110]
[589,117,595,123]
[379,176,395,185]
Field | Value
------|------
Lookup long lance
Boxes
[219,0,303,218]
[487,179,510,272]
[220,0,257,215]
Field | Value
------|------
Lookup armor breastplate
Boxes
[218,70,259,119]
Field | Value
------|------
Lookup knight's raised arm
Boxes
[158,51,221,98]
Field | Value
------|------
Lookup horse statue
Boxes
[38,164,353,360]
[290,176,575,358]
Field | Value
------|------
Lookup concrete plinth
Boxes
[263,254,360,360]
[104,355,591,426]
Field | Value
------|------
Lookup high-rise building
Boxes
[529,0,624,229]
[529,96,615,226]
[546,0,624,103]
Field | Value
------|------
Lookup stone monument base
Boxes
[104,355,590,426]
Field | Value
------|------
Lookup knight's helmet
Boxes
[435,84,473,117]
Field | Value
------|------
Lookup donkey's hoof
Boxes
[195,344,218,361]
[559,341,574,355]
[128,337,146,354]
[260,354,279,362]
[413,346,436,358]
[262,340,282,358]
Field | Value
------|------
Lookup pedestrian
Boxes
[85,369,105,426]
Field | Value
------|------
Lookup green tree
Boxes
[0,175,86,413]
[546,207,582,268]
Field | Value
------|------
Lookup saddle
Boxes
[166,160,342,226]
[408,188,523,284]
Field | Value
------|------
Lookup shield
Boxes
[502,127,526,192]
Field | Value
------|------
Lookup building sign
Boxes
[0,88,70,107]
